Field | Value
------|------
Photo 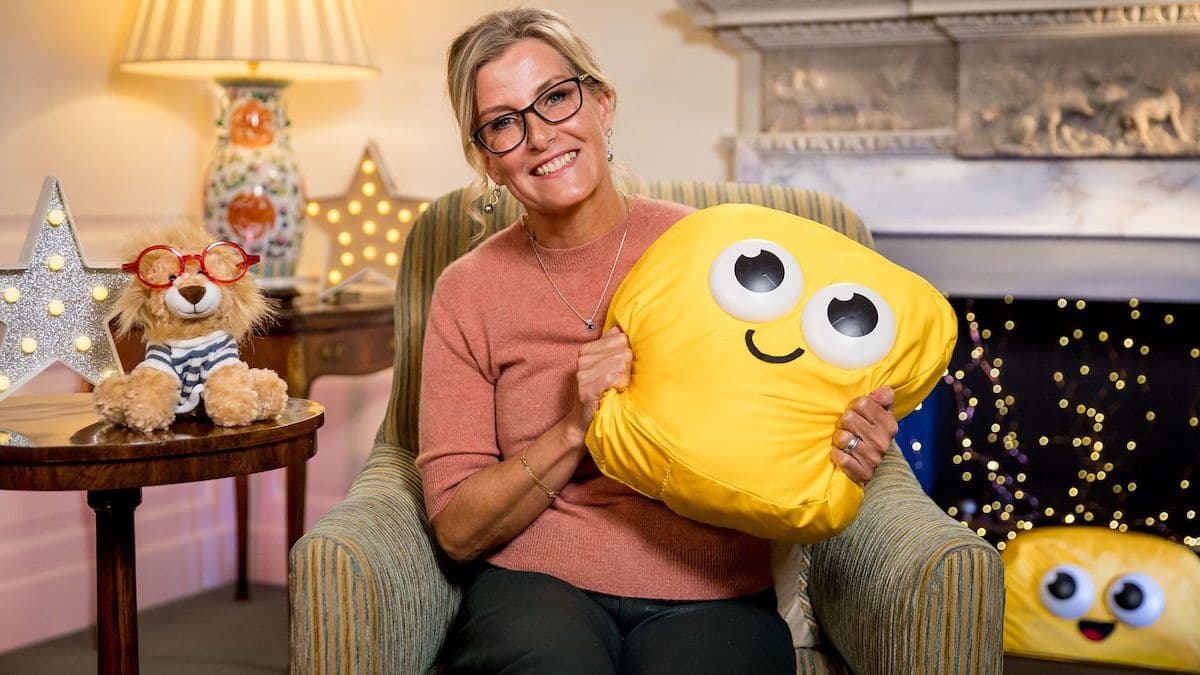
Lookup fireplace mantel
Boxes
[680,1,1200,33]
[680,1,1200,300]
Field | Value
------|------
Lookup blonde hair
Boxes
[446,8,623,228]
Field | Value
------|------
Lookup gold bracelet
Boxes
[520,449,560,500]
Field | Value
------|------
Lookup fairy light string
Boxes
[938,296,1199,552]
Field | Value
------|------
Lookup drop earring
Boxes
[483,185,500,214]
[606,130,614,162]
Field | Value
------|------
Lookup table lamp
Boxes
[118,0,377,296]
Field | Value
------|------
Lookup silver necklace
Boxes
[525,195,632,331]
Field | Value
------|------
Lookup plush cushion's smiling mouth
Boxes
[1078,620,1115,642]
[745,329,805,364]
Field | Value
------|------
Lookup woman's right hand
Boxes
[568,326,632,443]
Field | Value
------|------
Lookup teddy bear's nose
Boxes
[178,285,207,305]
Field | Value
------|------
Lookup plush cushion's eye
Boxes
[827,293,878,337]
[800,284,896,368]
[1106,573,1164,627]
[734,250,785,292]
[1038,564,1095,619]
[709,239,803,323]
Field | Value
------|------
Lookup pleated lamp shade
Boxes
[119,0,377,81]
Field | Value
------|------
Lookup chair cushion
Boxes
[773,540,821,648]
[586,203,956,542]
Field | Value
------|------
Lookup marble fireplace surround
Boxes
[679,1,1200,302]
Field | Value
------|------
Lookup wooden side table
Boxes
[0,393,325,675]
[112,295,395,599]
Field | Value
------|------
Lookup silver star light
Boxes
[0,177,129,402]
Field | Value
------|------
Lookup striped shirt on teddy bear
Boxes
[137,330,240,414]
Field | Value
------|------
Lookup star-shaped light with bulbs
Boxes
[306,141,429,289]
[0,177,129,402]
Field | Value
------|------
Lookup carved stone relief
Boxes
[937,5,1200,39]
[682,0,1200,156]
[680,0,912,26]
[733,18,946,47]
[957,36,1200,157]
[761,43,955,133]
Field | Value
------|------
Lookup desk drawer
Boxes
[302,321,395,380]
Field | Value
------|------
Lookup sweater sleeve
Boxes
[416,278,501,520]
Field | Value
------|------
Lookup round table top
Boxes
[0,393,324,460]
[0,393,325,491]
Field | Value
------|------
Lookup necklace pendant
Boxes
[586,320,596,331]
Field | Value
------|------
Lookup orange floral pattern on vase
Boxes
[205,85,304,279]
[227,191,277,243]
[230,99,275,148]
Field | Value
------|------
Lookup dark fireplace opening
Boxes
[912,296,1199,552]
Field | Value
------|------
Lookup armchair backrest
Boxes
[378,181,871,455]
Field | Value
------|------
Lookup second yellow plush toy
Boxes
[1003,527,1200,672]
[585,203,957,542]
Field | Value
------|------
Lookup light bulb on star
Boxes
[308,141,426,291]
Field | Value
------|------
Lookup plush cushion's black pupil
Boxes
[1113,582,1144,610]
[1048,573,1077,600]
[735,251,785,293]
[828,293,879,337]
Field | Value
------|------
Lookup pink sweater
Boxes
[417,196,771,600]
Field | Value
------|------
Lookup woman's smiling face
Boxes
[474,38,613,218]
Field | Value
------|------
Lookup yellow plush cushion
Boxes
[1003,527,1200,671]
[585,203,957,543]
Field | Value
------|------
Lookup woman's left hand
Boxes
[832,385,898,485]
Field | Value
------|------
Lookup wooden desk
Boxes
[113,295,395,599]
[0,394,324,675]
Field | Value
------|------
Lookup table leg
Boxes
[285,456,308,636]
[235,475,249,601]
[235,460,307,603]
[88,488,142,675]
[286,460,307,554]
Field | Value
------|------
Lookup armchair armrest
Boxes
[809,449,1005,674]
[290,443,461,675]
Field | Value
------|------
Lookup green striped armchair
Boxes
[289,181,1005,674]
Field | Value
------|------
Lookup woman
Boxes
[417,8,900,673]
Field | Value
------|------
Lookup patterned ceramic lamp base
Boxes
[204,80,306,290]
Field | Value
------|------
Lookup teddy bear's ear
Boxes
[220,275,277,343]
[109,276,153,338]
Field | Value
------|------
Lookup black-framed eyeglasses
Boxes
[472,74,591,155]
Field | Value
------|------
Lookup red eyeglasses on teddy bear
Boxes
[92,223,288,433]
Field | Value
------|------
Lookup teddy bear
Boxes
[93,222,288,432]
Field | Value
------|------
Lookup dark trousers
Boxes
[442,565,796,675]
